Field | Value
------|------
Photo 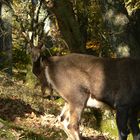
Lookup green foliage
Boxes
[12,0,49,82]
[11,0,140,77]
[0,0,139,76]
[13,46,30,71]
[12,0,66,73]
[74,0,140,57]
[75,0,116,57]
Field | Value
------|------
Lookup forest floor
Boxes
[0,72,116,140]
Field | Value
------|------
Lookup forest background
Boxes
[0,0,140,140]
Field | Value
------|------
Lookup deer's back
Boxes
[45,53,140,108]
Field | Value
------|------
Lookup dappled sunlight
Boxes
[117,43,130,57]
[114,13,129,26]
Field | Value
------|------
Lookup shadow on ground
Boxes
[83,136,107,140]
[0,97,43,121]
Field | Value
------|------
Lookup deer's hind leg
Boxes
[62,90,89,140]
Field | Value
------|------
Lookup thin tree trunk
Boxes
[99,0,140,57]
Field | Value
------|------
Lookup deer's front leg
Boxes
[128,109,140,140]
[116,106,129,140]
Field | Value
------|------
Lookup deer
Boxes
[31,46,140,140]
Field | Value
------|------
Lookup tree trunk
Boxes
[0,2,12,75]
[51,0,86,53]
[99,0,140,57]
